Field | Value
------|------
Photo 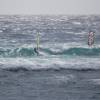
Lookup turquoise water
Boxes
[0,47,100,57]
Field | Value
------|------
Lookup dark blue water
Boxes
[0,15,100,100]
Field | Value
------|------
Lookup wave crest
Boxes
[0,47,100,57]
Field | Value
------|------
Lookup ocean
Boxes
[0,15,100,100]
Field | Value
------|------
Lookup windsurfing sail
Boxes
[36,32,39,50]
[34,32,40,55]
[88,32,94,47]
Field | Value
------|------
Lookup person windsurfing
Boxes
[88,31,95,47]
[34,47,39,55]
[34,32,40,55]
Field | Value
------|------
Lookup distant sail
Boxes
[88,32,94,47]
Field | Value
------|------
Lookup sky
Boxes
[0,0,100,15]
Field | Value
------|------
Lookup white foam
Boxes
[72,21,81,25]
[0,56,100,70]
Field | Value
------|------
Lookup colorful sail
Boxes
[88,32,94,47]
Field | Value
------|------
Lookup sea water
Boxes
[0,15,100,100]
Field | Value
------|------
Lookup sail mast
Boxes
[36,32,39,50]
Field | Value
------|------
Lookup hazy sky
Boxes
[0,0,100,15]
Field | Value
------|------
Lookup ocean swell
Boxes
[0,47,100,57]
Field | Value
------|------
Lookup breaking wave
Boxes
[0,47,100,57]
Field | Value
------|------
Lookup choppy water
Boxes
[0,15,100,100]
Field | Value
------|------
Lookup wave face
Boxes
[0,47,100,57]
[41,47,100,56]
[0,47,35,57]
